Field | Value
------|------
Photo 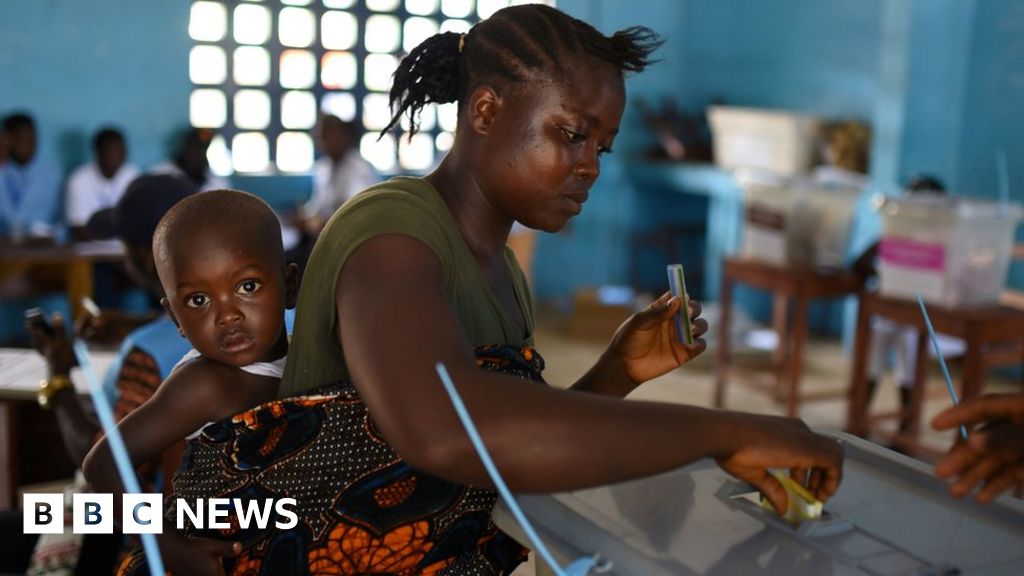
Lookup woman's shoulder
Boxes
[346,176,441,210]
[320,177,455,252]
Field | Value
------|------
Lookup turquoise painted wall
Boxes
[956,0,1024,199]
[2,0,1022,303]
[676,0,883,120]
[0,1,191,172]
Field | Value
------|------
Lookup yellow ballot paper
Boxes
[761,469,824,523]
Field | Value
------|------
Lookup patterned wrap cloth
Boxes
[118,345,542,575]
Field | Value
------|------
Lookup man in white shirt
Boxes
[298,114,378,235]
[66,127,139,240]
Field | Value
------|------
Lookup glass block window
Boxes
[189,0,554,175]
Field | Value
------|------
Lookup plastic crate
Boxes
[879,196,1022,307]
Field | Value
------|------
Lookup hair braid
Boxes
[382,4,663,139]
[382,31,463,138]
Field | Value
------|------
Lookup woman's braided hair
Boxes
[381,3,663,138]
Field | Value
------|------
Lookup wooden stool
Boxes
[847,292,1024,454]
[714,257,862,417]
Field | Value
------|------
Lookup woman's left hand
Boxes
[606,291,708,388]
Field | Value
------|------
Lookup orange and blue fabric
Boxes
[117,345,538,576]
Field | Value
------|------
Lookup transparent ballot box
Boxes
[495,431,1024,576]
[879,196,1022,308]
[740,175,861,269]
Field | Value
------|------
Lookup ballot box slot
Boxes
[715,480,959,575]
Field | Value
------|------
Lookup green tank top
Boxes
[280,176,534,397]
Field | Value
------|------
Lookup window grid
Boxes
[190,0,523,175]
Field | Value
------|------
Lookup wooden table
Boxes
[0,348,116,508]
[846,292,1024,454]
[715,257,862,417]
[0,240,125,318]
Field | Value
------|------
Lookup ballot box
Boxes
[494,431,1024,576]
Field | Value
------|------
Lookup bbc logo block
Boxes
[24,493,163,534]
[23,494,64,534]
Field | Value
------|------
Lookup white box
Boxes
[740,176,861,268]
[879,196,1022,307]
[708,105,825,177]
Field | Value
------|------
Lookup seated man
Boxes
[0,112,62,242]
[65,127,140,241]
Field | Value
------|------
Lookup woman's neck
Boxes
[426,155,511,260]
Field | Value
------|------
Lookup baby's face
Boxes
[161,229,287,368]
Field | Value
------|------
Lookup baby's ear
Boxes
[284,263,300,309]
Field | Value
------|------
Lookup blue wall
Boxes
[3,0,1022,303]
[956,0,1024,199]
[538,0,890,301]
[0,1,191,172]
[676,1,883,120]
[537,0,1024,303]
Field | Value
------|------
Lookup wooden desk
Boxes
[715,258,862,416]
[0,348,116,508]
[846,292,1024,454]
[0,240,125,318]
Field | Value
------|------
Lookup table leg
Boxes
[847,295,873,436]
[904,330,930,445]
[784,296,809,417]
[66,259,94,319]
[0,401,17,508]
[714,274,734,408]
[961,334,986,401]
[772,293,791,402]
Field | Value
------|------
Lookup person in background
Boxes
[65,127,139,241]
[933,393,1024,503]
[296,113,378,237]
[152,126,303,270]
[852,175,965,434]
[151,127,229,192]
[0,112,62,243]
[6,175,195,576]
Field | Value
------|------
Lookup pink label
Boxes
[880,237,945,270]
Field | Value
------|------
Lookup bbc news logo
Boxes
[23,494,298,534]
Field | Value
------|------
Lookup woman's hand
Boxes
[933,393,1024,503]
[606,292,708,389]
[160,531,241,576]
[715,413,844,515]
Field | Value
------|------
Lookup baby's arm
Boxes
[82,361,241,574]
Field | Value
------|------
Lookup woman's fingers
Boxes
[687,298,702,320]
[933,394,1024,431]
[934,440,979,480]
[751,470,789,516]
[690,317,709,338]
[976,462,1024,503]
[949,456,1003,499]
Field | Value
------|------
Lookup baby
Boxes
[84,189,297,575]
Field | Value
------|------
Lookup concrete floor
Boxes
[508,307,1020,575]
